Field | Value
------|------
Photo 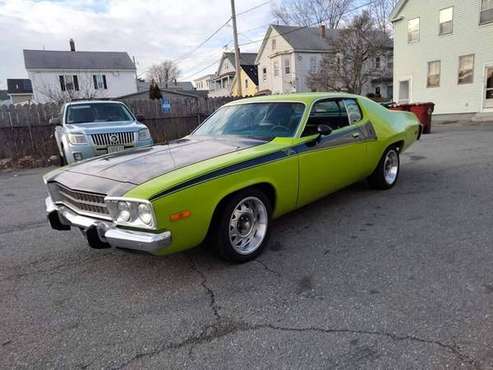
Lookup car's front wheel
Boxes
[368,146,400,190]
[210,188,271,262]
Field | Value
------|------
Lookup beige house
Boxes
[391,0,493,114]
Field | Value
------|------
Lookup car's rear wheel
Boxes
[210,189,271,262]
[368,146,400,190]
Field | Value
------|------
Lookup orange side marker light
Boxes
[169,210,192,222]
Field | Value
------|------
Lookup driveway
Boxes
[1,124,492,369]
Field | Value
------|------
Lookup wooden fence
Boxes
[0,96,237,161]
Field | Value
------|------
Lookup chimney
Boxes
[319,24,326,38]
[69,38,75,52]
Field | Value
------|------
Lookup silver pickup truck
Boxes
[49,100,153,164]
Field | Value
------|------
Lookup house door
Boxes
[399,80,410,104]
[485,67,493,110]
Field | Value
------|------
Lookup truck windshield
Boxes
[66,103,134,124]
[193,102,305,139]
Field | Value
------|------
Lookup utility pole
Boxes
[230,0,242,97]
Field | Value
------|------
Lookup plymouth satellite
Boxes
[43,93,422,262]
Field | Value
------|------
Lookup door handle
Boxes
[352,132,360,139]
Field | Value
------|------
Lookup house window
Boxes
[273,61,279,77]
[387,57,393,69]
[375,86,381,96]
[386,85,393,99]
[245,79,249,89]
[262,67,267,81]
[310,57,317,72]
[458,55,475,84]
[375,57,381,69]
[284,58,290,74]
[480,0,493,24]
[93,74,107,90]
[408,18,420,43]
[272,38,276,50]
[439,7,454,35]
[59,75,79,91]
[427,61,441,88]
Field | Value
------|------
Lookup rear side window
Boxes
[343,99,363,124]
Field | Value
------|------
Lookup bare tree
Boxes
[147,60,181,89]
[36,74,100,103]
[369,0,399,33]
[307,11,389,94]
[272,0,356,29]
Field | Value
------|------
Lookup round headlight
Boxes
[117,201,131,222]
[138,203,153,225]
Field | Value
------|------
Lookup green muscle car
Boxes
[44,93,422,262]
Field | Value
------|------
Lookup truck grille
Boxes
[48,182,110,219]
[91,132,135,146]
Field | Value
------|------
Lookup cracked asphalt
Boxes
[1,124,493,369]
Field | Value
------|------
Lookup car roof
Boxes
[224,92,360,106]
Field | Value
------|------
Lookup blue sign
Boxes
[161,97,171,113]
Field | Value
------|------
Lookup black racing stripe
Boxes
[149,122,377,200]
[150,150,289,200]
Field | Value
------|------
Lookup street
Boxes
[1,124,492,369]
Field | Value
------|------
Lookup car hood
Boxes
[46,136,266,195]
[66,121,142,133]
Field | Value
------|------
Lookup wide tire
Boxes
[209,188,272,263]
[367,146,400,190]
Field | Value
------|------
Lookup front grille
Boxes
[91,132,135,146]
[48,182,110,218]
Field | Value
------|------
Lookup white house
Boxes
[208,52,257,97]
[391,0,493,114]
[255,25,394,99]
[24,40,138,103]
[194,74,215,91]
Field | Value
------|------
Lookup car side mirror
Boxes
[49,116,61,126]
[136,114,145,122]
[317,124,332,136]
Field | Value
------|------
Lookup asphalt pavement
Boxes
[1,123,493,369]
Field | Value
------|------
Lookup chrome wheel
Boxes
[228,196,268,255]
[383,149,399,185]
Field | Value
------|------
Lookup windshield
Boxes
[66,103,134,124]
[193,102,305,139]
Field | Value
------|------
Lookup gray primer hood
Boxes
[47,136,265,196]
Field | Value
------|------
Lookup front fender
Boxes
[132,155,298,255]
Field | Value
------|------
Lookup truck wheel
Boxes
[210,189,271,263]
[367,146,400,190]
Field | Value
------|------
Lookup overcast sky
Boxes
[0,0,276,89]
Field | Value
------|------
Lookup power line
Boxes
[236,0,271,17]
[173,1,271,65]
[171,18,232,64]
[181,57,223,80]
[238,0,377,47]
[138,1,272,81]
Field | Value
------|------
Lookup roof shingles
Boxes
[23,50,136,70]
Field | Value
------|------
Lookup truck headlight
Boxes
[138,128,151,141]
[68,133,87,145]
[105,198,156,229]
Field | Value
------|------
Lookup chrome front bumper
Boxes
[45,197,171,254]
